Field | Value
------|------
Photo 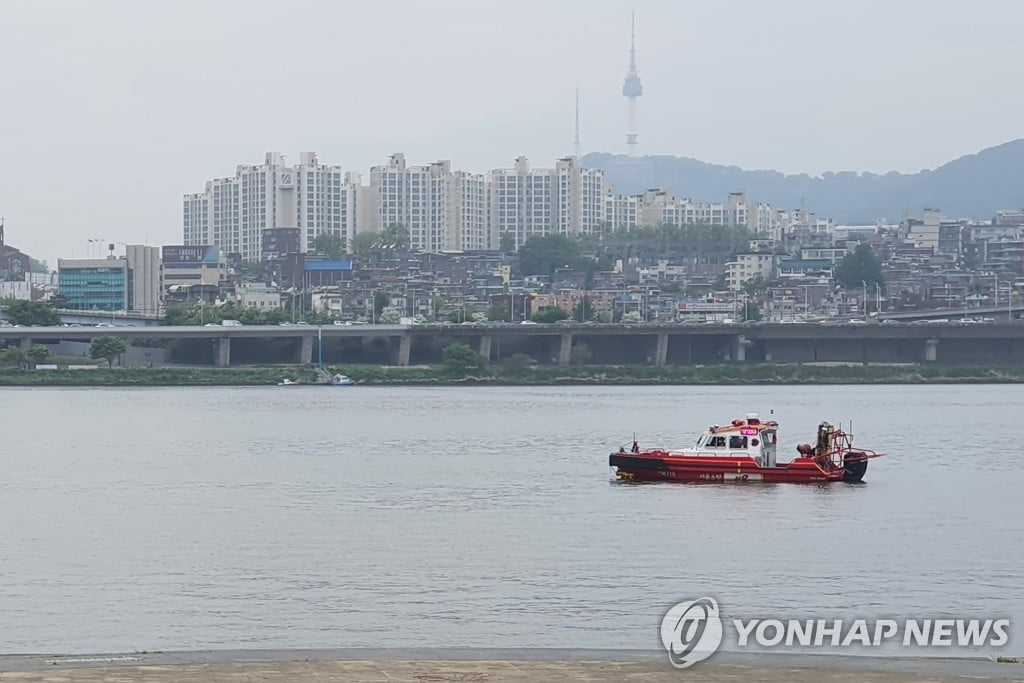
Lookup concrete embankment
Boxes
[0,650,1020,682]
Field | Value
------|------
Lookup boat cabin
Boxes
[690,413,779,467]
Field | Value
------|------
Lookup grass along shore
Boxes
[4,362,1024,385]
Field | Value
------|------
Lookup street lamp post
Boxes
[861,280,868,317]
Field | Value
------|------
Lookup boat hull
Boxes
[609,452,862,484]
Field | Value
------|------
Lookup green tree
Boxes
[373,292,390,319]
[89,335,128,368]
[430,296,446,321]
[531,306,570,323]
[351,232,379,257]
[0,347,28,369]
[621,310,643,324]
[378,306,401,324]
[311,233,346,260]
[516,235,582,277]
[261,307,288,325]
[572,297,597,322]
[380,222,411,249]
[27,344,51,365]
[499,232,516,253]
[164,304,200,326]
[739,302,762,322]
[487,303,509,321]
[442,342,486,375]
[2,299,61,326]
[448,309,475,323]
[835,243,885,290]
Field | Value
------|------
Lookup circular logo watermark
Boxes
[660,597,724,668]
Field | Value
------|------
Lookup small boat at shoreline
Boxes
[277,373,357,386]
[609,413,883,484]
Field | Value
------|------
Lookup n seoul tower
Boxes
[621,12,643,156]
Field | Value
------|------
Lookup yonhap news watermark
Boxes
[660,597,1010,669]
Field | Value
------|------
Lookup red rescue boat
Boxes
[609,413,883,484]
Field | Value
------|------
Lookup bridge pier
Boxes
[558,333,572,367]
[20,337,32,351]
[654,333,669,367]
[397,334,411,366]
[478,334,492,362]
[215,337,231,368]
[299,335,314,365]
[925,338,939,362]
[733,334,747,362]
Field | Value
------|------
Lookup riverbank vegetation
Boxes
[4,361,1024,386]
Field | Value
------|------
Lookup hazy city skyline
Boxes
[2,0,1023,265]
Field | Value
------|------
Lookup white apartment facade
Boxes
[183,151,801,258]
[607,189,780,235]
[368,154,491,252]
[491,156,606,249]
[184,152,361,262]
[454,170,491,250]
[604,190,639,232]
[725,252,778,291]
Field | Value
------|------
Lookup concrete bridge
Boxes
[0,309,164,326]
[877,303,1024,321]
[4,321,1024,367]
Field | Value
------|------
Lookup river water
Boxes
[0,385,1021,655]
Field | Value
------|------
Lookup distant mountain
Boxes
[582,139,1024,223]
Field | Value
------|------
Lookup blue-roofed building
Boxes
[303,259,353,287]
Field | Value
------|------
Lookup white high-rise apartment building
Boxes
[183,152,361,261]
[369,154,491,252]
[490,156,606,249]
[605,189,781,235]
[454,170,491,251]
[184,152,639,257]
[605,189,639,232]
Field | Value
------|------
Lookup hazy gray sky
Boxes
[2,0,1023,264]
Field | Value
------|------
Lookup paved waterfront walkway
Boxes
[0,650,1020,682]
